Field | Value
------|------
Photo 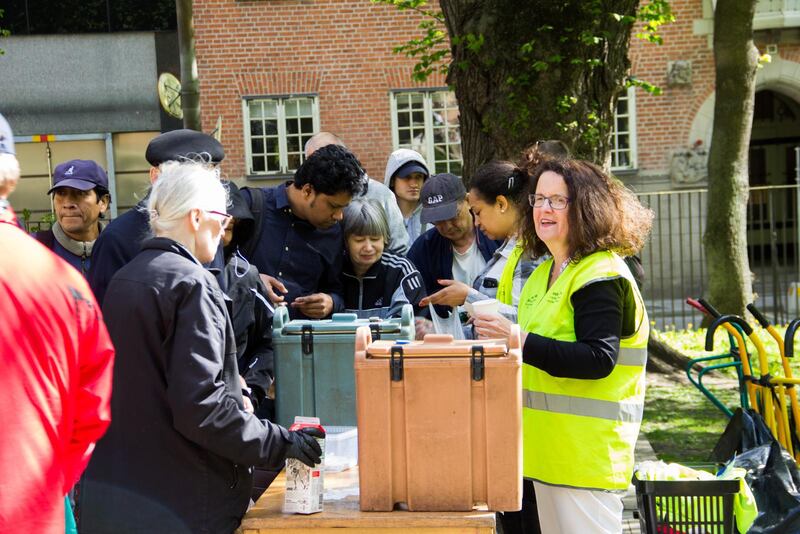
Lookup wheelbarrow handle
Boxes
[706,314,753,351]
[786,319,800,358]
[697,298,721,319]
[686,298,709,316]
[746,303,771,329]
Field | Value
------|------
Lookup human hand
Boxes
[259,273,288,305]
[472,312,513,340]
[419,279,470,307]
[285,427,325,467]
[415,318,434,340]
[291,293,334,319]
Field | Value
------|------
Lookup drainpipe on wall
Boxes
[176,0,201,131]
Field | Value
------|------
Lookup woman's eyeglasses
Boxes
[204,210,233,229]
[528,194,570,210]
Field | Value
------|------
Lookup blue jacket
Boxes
[407,227,500,318]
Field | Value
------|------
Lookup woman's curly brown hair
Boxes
[519,158,654,262]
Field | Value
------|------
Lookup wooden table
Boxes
[237,467,496,534]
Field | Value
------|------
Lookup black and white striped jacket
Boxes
[341,252,426,319]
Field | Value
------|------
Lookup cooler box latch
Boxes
[301,325,314,356]
[390,345,404,381]
[369,323,381,341]
[471,345,485,381]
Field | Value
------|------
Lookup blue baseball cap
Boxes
[48,159,109,194]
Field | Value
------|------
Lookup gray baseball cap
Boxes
[419,173,466,225]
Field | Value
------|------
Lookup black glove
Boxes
[285,427,325,467]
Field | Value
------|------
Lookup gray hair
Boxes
[342,199,389,243]
[147,161,228,236]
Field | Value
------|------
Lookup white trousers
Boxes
[533,481,624,534]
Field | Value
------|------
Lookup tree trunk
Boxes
[438,0,637,178]
[176,0,201,131]
[703,0,759,318]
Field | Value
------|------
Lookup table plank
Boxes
[238,467,496,532]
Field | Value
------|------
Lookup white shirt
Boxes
[451,240,486,287]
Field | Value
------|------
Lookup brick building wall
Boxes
[194,0,800,189]
[194,0,442,182]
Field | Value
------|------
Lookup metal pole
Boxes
[104,133,118,219]
[795,146,800,313]
[176,0,201,131]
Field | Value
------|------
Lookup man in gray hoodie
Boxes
[383,148,430,245]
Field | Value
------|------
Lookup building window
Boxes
[391,90,462,175]
[611,87,637,171]
[243,96,319,176]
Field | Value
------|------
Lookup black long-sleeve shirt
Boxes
[522,277,637,379]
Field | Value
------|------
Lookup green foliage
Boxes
[0,8,9,56]
[637,0,676,45]
[372,0,448,82]
[372,0,675,154]
[627,75,663,96]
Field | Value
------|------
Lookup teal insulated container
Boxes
[272,304,414,426]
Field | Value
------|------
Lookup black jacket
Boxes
[80,238,291,534]
[224,182,274,411]
[88,200,227,306]
[341,252,426,318]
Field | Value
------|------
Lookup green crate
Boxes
[272,305,414,427]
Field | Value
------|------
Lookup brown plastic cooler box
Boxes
[354,327,522,512]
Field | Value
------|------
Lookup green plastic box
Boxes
[272,305,414,427]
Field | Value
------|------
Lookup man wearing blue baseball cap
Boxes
[34,160,111,277]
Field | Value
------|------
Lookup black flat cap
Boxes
[145,129,225,167]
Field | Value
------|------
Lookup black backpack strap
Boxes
[34,229,56,250]
[242,187,264,259]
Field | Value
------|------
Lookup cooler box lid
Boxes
[280,312,403,335]
[366,334,508,358]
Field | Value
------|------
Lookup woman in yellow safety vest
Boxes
[474,158,653,534]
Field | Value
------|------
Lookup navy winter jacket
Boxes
[407,227,500,318]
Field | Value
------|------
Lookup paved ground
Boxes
[622,433,660,533]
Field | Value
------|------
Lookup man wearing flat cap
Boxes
[88,129,224,304]
[34,160,111,277]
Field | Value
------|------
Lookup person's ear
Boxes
[149,167,160,184]
[302,183,315,200]
[189,208,202,231]
[496,195,509,214]
[98,193,110,214]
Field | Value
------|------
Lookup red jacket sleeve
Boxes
[62,286,115,493]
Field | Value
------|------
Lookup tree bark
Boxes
[438,0,637,177]
[176,0,201,131]
[703,0,759,318]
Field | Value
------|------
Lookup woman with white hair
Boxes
[80,161,323,534]
[0,113,21,224]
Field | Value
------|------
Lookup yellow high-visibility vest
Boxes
[518,250,649,490]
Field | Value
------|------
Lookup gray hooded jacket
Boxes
[384,149,431,246]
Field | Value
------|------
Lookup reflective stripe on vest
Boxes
[523,389,644,423]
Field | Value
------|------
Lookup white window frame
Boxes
[242,94,320,177]
[390,89,462,175]
[611,86,638,171]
